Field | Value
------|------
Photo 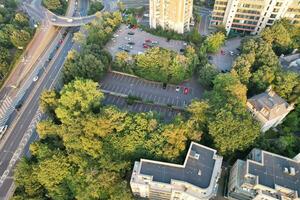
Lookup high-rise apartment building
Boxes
[228,148,300,200]
[211,0,300,35]
[130,142,223,200]
[149,0,193,34]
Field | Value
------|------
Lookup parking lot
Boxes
[209,37,242,71]
[102,94,183,121]
[100,72,204,108]
[105,24,186,57]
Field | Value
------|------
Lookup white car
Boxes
[33,76,38,82]
[67,18,73,23]
[51,17,57,22]
[0,125,8,134]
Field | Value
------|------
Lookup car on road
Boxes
[128,42,135,45]
[33,76,39,82]
[0,125,8,134]
[183,87,189,95]
[208,55,213,60]
[180,48,185,53]
[124,37,131,41]
[176,86,180,92]
[143,44,149,48]
[125,44,133,49]
[67,18,73,23]
[152,41,159,45]
[229,51,234,56]
[128,32,135,35]
[145,39,152,43]
[51,17,57,22]
[221,50,225,55]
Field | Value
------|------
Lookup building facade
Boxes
[228,148,300,200]
[130,142,223,200]
[211,0,300,35]
[247,87,294,132]
[149,0,193,34]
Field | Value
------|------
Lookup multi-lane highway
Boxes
[0,0,118,198]
[0,0,89,199]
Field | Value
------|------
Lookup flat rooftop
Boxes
[247,149,300,194]
[139,142,219,189]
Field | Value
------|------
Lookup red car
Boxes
[143,44,149,48]
[183,87,189,95]
[145,39,152,43]
[221,50,225,55]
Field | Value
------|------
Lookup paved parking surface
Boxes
[209,37,242,71]
[105,24,185,57]
[102,94,182,122]
[100,72,204,108]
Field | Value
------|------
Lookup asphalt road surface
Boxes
[0,32,74,199]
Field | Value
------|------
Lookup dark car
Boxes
[128,42,135,45]
[180,48,185,53]
[124,49,130,52]
[128,32,135,35]
[208,55,213,60]
[162,83,167,89]
[15,103,23,111]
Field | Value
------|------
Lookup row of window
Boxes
[288,8,300,13]
[238,3,263,9]
[233,19,258,25]
[215,1,227,6]
[213,12,225,16]
[235,14,260,20]
[231,24,256,30]
[214,6,226,11]
[212,16,223,21]
[237,9,261,15]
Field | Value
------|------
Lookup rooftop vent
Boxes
[198,170,202,176]
[290,167,296,176]
[190,150,199,160]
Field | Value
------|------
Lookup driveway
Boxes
[103,94,182,122]
[209,37,242,71]
[100,72,204,108]
[105,24,185,57]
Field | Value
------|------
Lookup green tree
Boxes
[43,0,61,10]
[198,63,219,88]
[10,29,31,48]
[208,104,260,155]
[55,79,104,123]
[273,71,299,100]
[14,12,29,27]
[205,32,225,53]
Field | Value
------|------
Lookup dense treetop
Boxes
[0,0,34,86]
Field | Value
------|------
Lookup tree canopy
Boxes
[13,79,202,199]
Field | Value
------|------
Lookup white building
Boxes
[211,0,300,35]
[149,0,193,34]
[130,142,223,200]
[247,87,294,132]
[228,148,300,200]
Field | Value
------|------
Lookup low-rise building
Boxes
[246,87,293,132]
[130,142,223,200]
[228,148,300,200]
[280,53,300,73]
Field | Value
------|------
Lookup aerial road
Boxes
[0,0,90,199]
